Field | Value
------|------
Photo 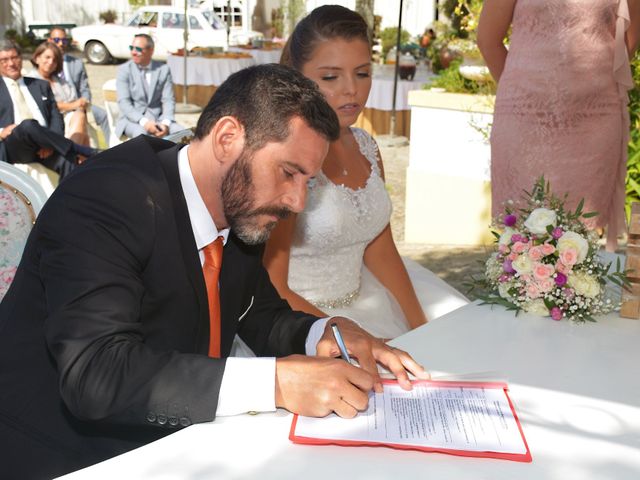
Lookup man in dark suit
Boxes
[0,40,98,178]
[0,64,427,479]
[48,27,111,145]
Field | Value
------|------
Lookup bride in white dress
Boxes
[263,5,468,339]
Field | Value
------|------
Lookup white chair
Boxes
[12,163,59,197]
[0,162,48,300]
[102,79,126,148]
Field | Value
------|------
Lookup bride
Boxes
[263,5,468,339]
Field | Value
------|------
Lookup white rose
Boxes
[499,227,516,246]
[512,254,533,274]
[498,282,514,299]
[524,208,557,235]
[524,299,549,316]
[568,271,600,298]
[557,231,589,263]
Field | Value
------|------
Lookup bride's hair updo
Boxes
[280,5,371,71]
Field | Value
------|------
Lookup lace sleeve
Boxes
[351,127,383,177]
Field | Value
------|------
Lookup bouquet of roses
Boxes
[469,177,629,322]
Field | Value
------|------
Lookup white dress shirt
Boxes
[177,145,327,416]
[1,76,48,128]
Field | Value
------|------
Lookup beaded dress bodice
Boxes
[287,128,391,307]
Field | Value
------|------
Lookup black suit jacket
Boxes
[0,76,64,134]
[0,136,317,478]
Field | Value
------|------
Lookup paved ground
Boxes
[83,59,486,298]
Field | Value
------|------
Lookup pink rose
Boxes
[508,252,519,261]
[529,246,544,261]
[537,278,554,293]
[533,263,554,281]
[512,241,529,254]
[541,243,556,255]
[499,244,509,254]
[559,248,578,266]
[556,261,572,274]
[525,282,541,299]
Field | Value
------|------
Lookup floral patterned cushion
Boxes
[0,181,35,300]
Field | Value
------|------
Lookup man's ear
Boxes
[210,116,245,166]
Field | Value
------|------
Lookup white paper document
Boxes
[292,381,529,458]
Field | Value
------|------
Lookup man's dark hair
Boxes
[134,33,154,50]
[0,40,21,55]
[194,63,339,151]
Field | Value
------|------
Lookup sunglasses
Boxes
[129,45,148,53]
[51,37,69,45]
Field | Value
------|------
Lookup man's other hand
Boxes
[275,355,373,418]
[316,318,430,392]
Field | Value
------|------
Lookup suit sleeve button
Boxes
[168,416,179,426]
[179,417,191,427]
[157,414,167,425]
[146,412,156,423]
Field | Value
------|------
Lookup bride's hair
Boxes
[280,5,370,71]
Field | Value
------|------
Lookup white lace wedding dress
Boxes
[286,128,469,339]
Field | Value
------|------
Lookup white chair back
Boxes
[0,162,48,300]
[103,79,124,148]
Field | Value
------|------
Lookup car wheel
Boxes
[85,41,112,65]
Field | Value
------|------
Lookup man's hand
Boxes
[36,147,53,159]
[154,123,169,138]
[275,355,374,418]
[0,124,17,140]
[143,120,159,135]
[316,318,430,392]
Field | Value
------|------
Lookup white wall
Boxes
[259,0,436,37]
[8,0,131,31]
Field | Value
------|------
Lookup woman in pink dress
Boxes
[478,0,640,250]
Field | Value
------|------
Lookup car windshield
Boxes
[201,10,226,30]
[127,11,158,28]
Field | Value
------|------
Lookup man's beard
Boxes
[220,151,292,245]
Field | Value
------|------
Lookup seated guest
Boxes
[116,33,184,139]
[47,27,111,146]
[0,40,98,179]
[30,42,91,147]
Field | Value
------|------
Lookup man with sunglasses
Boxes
[48,27,111,146]
[116,33,184,139]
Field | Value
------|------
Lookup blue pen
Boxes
[330,322,352,364]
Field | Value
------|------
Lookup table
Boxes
[167,54,256,107]
[355,64,433,138]
[228,47,283,65]
[58,303,640,479]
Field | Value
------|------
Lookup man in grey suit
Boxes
[48,27,111,146]
[116,33,184,139]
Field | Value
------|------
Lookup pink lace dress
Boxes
[491,0,633,248]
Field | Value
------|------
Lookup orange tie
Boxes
[202,237,223,357]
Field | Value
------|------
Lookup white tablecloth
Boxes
[366,64,433,111]
[58,300,640,479]
[228,47,283,65]
[167,54,256,86]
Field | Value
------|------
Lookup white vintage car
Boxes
[72,6,263,64]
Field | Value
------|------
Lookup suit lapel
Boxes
[148,61,158,101]
[0,80,15,125]
[24,78,48,121]
[156,146,209,348]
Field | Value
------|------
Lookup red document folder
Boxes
[289,379,532,463]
